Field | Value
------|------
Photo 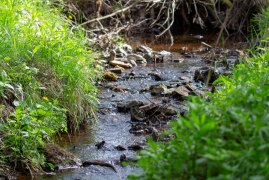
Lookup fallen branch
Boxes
[79,1,139,26]
[82,160,117,173]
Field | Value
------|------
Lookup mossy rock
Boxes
[43,144,81,169]
[102,71,118,81]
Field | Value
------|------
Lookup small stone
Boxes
[129,71,136,76]
[117,100,144,112]
[150,84,168,95]
[127,54,147,64]
[160,106,178,116]
[180,76,191,82]
[172,58,184,63]
[120,154,127,162]
[108,67,124,74]
[115,145,126,151]
[130,59,137,66]
[102,71,118,81]
[109,60,132,69]
[184,83,197,92]
[148,72,163,81]
[95,140,105,149]
[194,67,219,84]
[158,50,171,56]
[136,45,153,54]
[172,86,190,97]
[110,86,129,92]
[128,144,144,151]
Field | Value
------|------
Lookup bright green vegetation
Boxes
[131,7,269,180]
[0,0,98,172]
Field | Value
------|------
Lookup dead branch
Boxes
[79,1,139,26]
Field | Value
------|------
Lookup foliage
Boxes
[130,7,269,180]
[0,99,66,171]
[0,0,99,172]
[0,0,99,125]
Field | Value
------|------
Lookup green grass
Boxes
[130,7,269,180]
[0,0,99,173]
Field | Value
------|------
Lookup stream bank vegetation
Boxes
[130,6,269,180]
[0,0,99,177]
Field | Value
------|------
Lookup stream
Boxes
[18,33,241,180]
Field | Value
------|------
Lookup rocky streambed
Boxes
[17,34,246,180]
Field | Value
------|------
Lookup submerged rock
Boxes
[110,85,129,92]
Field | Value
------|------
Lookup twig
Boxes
[79,2,139,27]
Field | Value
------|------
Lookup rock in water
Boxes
[150,84,168,95]
[115,145,126,151]
[127,54,147,64]
[95,140,105,149]
[172,86,190,97]
[194,67,219,84]
[117,100,144,112]
[109,60,132,69]
[102,71,118,81]
[44,143,82,169]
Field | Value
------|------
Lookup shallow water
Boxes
[18,34,217,180]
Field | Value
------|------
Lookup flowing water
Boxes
[19,33,237,180]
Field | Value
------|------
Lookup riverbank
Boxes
[0,0,99,177]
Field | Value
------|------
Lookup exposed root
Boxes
[65,0,268,45]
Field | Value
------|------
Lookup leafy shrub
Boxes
[131,7,269,180]
[0,0,99,172]
[0,99,66,171]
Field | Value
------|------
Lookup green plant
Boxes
[1,99,66,172]
[130,7,269,180]
[0,0,99,127]
[0,0,99,173]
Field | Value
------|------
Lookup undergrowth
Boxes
[0,0,99,173]
[130,6,269,180]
